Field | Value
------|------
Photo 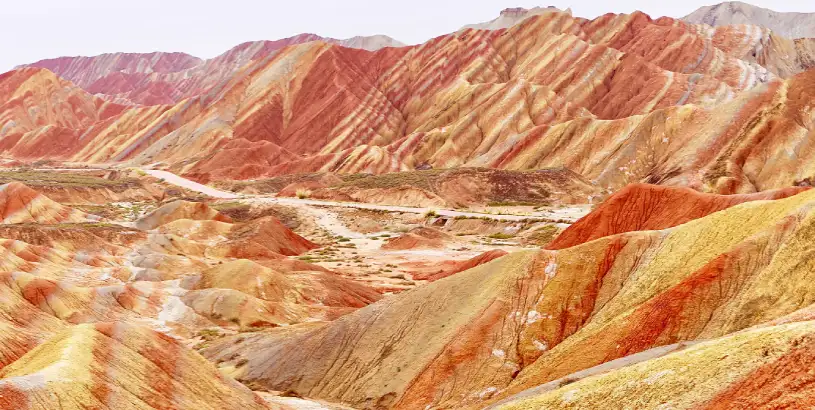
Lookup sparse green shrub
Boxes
[488,232,515,240]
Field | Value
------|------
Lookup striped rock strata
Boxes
[22,34,405,106]
[2,9,815,194]
[200,185,815,409]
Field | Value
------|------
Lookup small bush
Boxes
[424,209,438,218]
[526,224,560,246]
[295,188,312,199]
[488,232,515,240]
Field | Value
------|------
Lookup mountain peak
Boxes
[683,1,815,38]
[463,6,567,31]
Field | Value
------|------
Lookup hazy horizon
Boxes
[4,0,815,72]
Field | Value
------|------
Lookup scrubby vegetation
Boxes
[0,170,140,189]
[525,224,560,246]
[487,232,515,240]
[296,188,312,199]
[487,201,541,207]
[212,201,302,228]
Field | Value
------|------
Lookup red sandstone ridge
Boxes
[547,183,809,250]
[22,52,202,89]
[220,216,319,258]
[22,34,404,106]
[3,9,815,196]
[1,9,814,194]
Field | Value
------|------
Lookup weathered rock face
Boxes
[4,9,815,194]
[461,6,565,31]
[199,187,815,409]
[683,1,815,39]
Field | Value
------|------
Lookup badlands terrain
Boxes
[3,1,815,409]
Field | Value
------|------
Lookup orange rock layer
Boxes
[199,186,815,409]
[2,10,815,194]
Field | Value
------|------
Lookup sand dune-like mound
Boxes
[2,271,212,335]
[200,187,815,409]
[548,183,809,249]
[220,216,318,257]
[186,260,295,301]
[181,288,304,331]
[186,259,380,308]
[156,215,318,259]
[0,322,272,410]
[381,226,454,250]
[0,223,144,255]
[409,249,509,281]
[0,272,67,369]
[0,182,99,224]
[135,200,232,230]
[177,260,380,329]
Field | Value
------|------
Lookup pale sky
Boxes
[3,0,814,72]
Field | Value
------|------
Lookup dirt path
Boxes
[274,200,386,251]
[142,170,240,199]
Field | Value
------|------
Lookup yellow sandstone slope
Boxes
[201,187,815,409]
[0,322,275,409]
[495,320,815,409]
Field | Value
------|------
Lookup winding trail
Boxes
[142,170,240,199]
